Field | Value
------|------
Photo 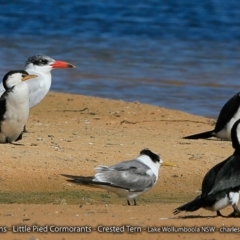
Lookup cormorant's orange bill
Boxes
[22,74,38,81]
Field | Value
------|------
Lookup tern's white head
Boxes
[25,55,75,74]
[136,149,162,178]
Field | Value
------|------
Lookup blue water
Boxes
[0,1,240,117]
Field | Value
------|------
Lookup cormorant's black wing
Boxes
[0,91,8,122]
[208,154,240,195]
[214,93,240,132]
[201,156,231,197]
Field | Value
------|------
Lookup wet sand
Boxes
[0,92,239,240]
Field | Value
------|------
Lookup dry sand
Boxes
[0,92,239,240]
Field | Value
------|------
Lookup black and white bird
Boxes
[62,149,163,205]
[174,118,240,217]
[183,92,240,140]
[0,70,37,143]
[0,55,75,109]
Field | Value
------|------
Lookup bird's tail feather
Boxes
[183,130,214,140]
[61,174,94,184]
[173,196,203,215]
[61,174,123,189]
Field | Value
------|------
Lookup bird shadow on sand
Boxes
[10,142,25,146]
[182,138,229,142]
[171,215,220,219]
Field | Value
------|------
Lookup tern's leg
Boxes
[127,200,137,206]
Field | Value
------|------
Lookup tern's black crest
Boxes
[26,55,54,66]
[140,149,160,163]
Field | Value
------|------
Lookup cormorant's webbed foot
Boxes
[216,210,225,217]
[15,132,23,141]
[228,204,240,218]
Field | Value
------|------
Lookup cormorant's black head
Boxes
[234,92,240,100]
[2,70,29,90]
[231,119,240,151]
[140,149,160,163]
[25,55,54,67]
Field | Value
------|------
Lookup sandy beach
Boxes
[0,92,239,240]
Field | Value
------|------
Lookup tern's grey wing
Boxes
[112,159,150,174]
[94,160,156,191]
[95,160,150,175]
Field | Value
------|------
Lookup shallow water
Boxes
[0,1,240,118]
